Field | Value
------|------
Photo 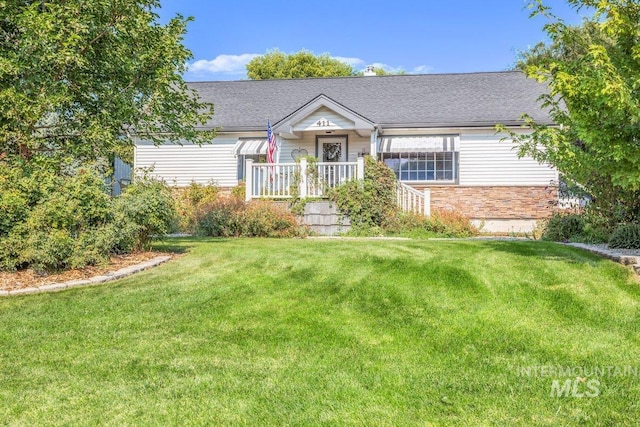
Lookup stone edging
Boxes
[565,243,640,274]
[0,255,172,297]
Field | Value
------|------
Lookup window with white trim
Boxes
[378,135,459,182]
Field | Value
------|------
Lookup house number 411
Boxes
[316,120,331,127]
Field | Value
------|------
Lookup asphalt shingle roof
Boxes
[189,71,552,131]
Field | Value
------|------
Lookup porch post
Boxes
[245,159,253,202]
[423,188,431,217]
[299,157,308,198]
[370,127,378,157]
[356,156,365,181]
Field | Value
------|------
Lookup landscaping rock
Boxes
[38,283,68,292]
[9,287,39,295]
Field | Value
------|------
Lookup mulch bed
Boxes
[0,251,171,292]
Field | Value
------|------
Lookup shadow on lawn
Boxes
[152,236,240,254]
[477,240,606,264]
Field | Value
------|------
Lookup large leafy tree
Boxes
[509,0,640,222]
[0,0,214,162]
[246,49,356,80]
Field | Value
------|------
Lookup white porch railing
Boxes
[396,182,431,216]
[245,157,364,201]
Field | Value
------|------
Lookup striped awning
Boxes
[232,139,268,156]
[379,136,458,153]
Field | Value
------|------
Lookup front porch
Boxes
[244,157,432,218]
[244,157,364,201]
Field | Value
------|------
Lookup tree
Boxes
[246,49,356,80]
[0,0,215,162]
[505,0,640,224]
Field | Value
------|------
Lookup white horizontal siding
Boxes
[278,133,369,162]
[134,138,238,187]
[292,107,355,132]
[279,134,316,162]
[458,133,558,186]
[347,136,369,161]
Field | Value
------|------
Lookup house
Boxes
[134,71,558,232]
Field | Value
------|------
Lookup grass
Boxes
[1,238,639,426]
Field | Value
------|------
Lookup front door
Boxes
[317,136,347,187]
[317,136,347,162]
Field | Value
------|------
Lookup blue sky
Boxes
[156,0,593,82]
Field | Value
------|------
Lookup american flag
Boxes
[266,120,277,163]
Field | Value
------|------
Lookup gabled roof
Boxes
[188,71,552,132]
[273,94,374,138]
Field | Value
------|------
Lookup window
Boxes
[378,135,459,182]
[381,152,457,182]
[238,154,267,180]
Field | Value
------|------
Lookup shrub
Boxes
[608,223,640,249]
[383,209,478,238]
[26,168,113,233]
[115,177,177,249]
[241,201,305,237]
[541,212,585,242]
[197,196,245,237]
[197,196,306,238]
[3,167,121,272]
[0,159,179,272]
[22,229,76,272]
[174,181,220,233]
[329,156,397,228]
[0,189,28,238]
[430,209,479,237]
[231,181,246,200]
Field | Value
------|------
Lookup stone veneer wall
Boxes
[411,185,557,219]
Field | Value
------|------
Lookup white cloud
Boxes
[411,65,434,74]
[332,56,366,67]
[369,62,402,74]
[184,53,433,80]
[187,53,260,77]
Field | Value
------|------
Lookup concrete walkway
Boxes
[0,255,172,297]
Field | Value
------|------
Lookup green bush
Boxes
[541,212,585,242]
[329,156,397,229]
[383,209,478,238]
[241,201,305,237]
[197,196,306,238]
[115,177,177,249]
[608,223,640,249]
[231,181,246,200]
[174,181,220,233]
[5,167,120,272]
[197,196,245,237]
[26,168,113,233]
[22,229,76,272]
[0,159,178,272]
[0,189,28,238]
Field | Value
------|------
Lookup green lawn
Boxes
[1,238,639,426]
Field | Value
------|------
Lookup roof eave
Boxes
[378,120,555,129]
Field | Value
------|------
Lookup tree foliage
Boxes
[507,0,640,223]
[0,0,215,162]
[246,49,356,80]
